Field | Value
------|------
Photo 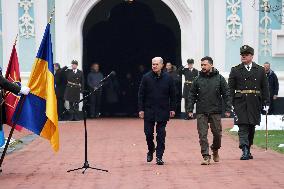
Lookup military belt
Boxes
[236,90,260,94]
[67,81,81,87]
[184,80,192,84]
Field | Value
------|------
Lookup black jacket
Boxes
[187,68,231,114]
[138,71,176,121]
[266,70,279,97]
[54,68,66,98]
[228,62,269,125]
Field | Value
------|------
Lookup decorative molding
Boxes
[18,0,35,39]
[259,0,271,56]
[226,0,242,40]
[251,0,283,25]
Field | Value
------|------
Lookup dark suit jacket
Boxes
[138,71,176,121]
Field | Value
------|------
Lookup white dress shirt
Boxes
[245,63,252,71]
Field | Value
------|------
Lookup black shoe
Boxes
[147,152,154,162]
[156,158,164,165]
[240,145,250,160]
[248,147,253,159]
[147,150,155,162]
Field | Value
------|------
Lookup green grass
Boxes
[226,129,284,154]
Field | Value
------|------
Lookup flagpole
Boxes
[0,34,21,173]
[49,7,55,23]
[0,96,26,173]
[14,34,18,46]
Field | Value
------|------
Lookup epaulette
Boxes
[232,63,242,69]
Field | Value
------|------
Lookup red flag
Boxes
[4,44,22,131]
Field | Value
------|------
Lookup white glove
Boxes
[68,64,73,69]
[20,86,30,95]
[263,106,269,112]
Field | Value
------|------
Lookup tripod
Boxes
[67,87,108,174]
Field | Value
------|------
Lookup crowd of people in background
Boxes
[53,57,279,122]
[54,61,149,120]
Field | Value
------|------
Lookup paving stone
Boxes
[0,118,283,189]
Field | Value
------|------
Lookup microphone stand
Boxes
[67,80,108,174]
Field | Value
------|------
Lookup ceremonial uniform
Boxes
[228,45,269,160]
[63,60,84,121]
[177,59,198,118]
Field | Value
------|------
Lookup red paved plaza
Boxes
[1,118,284,189]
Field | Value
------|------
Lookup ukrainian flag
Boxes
[13,23,59,152]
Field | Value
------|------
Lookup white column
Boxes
[2,0,18,71]
[186,0,204,65]
[208,0,214,57]
[55,0,73,66]
[242,0,259,63]
[211,0,226,72]
[33,0,47,50]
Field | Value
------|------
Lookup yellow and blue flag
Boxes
[13,23,59,151]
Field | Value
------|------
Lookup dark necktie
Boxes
[247,65,250,71]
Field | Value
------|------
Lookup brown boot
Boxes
[212,150,219,162]
[201,156,211,165]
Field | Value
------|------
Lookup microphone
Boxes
[100,71,116,83]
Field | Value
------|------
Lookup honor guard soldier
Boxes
[228,45,270,160]
[63,60,84,121]
[177,59,198,119]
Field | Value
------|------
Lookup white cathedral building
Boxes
[0,0,284,113]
